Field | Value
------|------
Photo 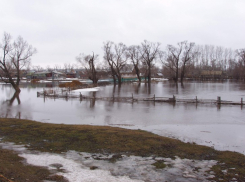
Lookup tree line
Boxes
[79,40,245,84]
[1,32,245,93]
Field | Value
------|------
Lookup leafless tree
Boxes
[235,49,245,80]
[127,45,142,82]
[139,40,160,83]
[63,63,75,73]
[46,65,53,71]
[162,41,196,83]
[164,42,184,82]
[103,41,128,85]
[180,41,196,82]
[53,64,61,71]
[32,65,43,71]
[0,32,37,92]
[77,52,99,84]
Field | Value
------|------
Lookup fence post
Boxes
[132,93,134,101]
[154,94,155,101]
[241,98,243,106]
[173,95,176,102]
[217,96,221,104]
[196,96,197,103]
[80,92,82,101]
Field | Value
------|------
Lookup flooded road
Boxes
[1,80,245,154]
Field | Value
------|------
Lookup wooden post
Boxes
[154,94,155,101]
[132,93,133,100]
[80,92,82,101]
[173,95,176,102]
[217,96,221,104]
[241,98,243,105]
[195,96,197,103]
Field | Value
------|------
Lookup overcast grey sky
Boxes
[1,0,245,68]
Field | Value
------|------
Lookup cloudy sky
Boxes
[1,0,245,68]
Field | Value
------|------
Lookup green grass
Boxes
[0,118,245,181]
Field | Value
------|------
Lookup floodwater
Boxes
[0,80,245,154]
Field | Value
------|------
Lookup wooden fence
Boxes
[37,89,244,106]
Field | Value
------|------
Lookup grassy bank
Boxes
[0,118,245,181]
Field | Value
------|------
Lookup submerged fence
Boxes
[37,88,244,107]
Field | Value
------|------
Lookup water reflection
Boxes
[0,81,245,155]
[90,92,96,108]
[0,92,21,118]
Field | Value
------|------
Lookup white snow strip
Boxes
[0,142,218,182]
[72,87,100,93]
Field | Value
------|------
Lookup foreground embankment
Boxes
[0,118,245,181]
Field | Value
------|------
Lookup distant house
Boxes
[156,73,163,78]
[200,70,223,79]
[121,72,139,81]
[66,72,76,78]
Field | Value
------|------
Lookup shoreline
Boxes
[0,118,245,181]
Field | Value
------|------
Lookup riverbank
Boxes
[0,118,245,181]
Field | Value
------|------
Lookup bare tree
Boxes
[32,65,44,71]
[0,32,37,92]
[127,45,142,82]
[180,41,196,83]
[63,63,75,73]
[162,41,196,83]
[76,52,99,84]
[164,42,184,82]
[236,49,245,80]
[103,41,128,85]
[139,40,160,83]
[53,64,61,71]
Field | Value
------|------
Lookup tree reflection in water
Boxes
[0,91,21,118]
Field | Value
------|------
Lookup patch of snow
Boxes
[0,142,218,182]
[72,87,100,93]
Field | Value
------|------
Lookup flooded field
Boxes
[1,80,245,154]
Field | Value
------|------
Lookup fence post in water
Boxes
[196,96,197,103]
[217,96,221,104]
[173,95,176,102]
[80,92,82,101]
[154,94,155,101]
[132,93,134,101]
[241,98,243,106]
[66,92,68,99]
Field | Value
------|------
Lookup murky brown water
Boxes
[1,80,245,154]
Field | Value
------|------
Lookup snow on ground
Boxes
[0,142,217,182]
